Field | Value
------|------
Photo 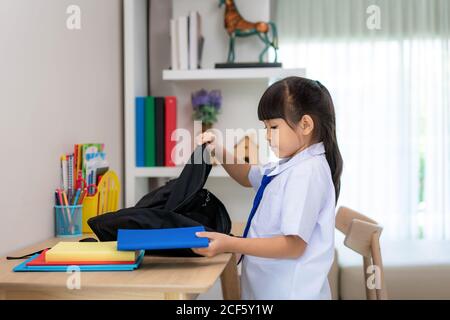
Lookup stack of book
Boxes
[170,11,204,70]
[135,96,177,167]
[14,242,144,272]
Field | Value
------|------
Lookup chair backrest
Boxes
[336,206,388,300]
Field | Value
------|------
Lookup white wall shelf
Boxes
[163,68,306,81]
[134,166,227,178]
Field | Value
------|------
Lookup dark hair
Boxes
[258,76,343,202]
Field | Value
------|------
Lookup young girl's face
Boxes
[263,117,314,158]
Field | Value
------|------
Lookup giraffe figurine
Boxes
[219,0,279,63]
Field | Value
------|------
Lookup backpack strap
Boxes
[6,238,97,260]
[6,248,51,260]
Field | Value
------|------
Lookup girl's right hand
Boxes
[196,132,217,152]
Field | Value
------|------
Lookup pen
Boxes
[61,190,72,224]
[78,188,87,205]
[56,189,67,228]
[55,191,59,206]
[72,188,81,206]
[61,155,68,194]
[56,189,64,209]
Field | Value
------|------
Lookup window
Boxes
[274,0,450,240]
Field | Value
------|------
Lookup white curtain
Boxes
[273,0,450,240]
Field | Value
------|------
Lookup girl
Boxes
[193,76,343,300]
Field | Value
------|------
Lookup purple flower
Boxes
[208,90,222,109]
[191,89,222,110]
[191,89,209,108]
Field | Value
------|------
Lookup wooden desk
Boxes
[0,236,240,300]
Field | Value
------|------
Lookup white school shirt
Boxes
[240,142,336,300]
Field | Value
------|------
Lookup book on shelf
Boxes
[145,96,156,167]
[155,97,165,167]
[170,11,204,71]
[135,96,177,168]
[136,97,145,167]
[170,19,179,70]
[189,11,204,70]
[177,16,189,70]
[164,96,177,167]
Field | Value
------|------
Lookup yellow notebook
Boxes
[45,241,136,262]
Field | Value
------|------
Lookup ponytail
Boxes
[317,82,343,202]
[321,122,343,202]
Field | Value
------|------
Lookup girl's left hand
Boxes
[192,232,232,257]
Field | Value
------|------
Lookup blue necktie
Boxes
[238,174,274,265]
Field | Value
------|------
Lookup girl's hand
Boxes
[192,231,233,258]
[196,132,218,153]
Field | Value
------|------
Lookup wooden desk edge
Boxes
[0,237,241,300]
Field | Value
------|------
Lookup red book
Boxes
[164,96,177,167]
[26,249,136,266]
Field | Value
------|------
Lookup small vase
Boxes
[202,123,213,132]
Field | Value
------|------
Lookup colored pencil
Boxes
[61,155,68,194]
[78,188,87,205]
[56,189,68,228]
[72,188,81,206]
[68,154,73,203]
[61,190,72,223]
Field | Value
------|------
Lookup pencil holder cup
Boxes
[55,205,83,237]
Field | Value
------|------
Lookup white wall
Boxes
[0,0,123,256]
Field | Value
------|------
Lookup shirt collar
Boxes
[265,142,326,177]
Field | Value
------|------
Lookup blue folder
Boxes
[117,226,209,251]
[13,250,145,272]
[135,97,145,167]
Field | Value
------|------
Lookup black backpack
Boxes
[87,144,232,257]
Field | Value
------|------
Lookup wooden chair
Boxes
[336,206,388,300]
